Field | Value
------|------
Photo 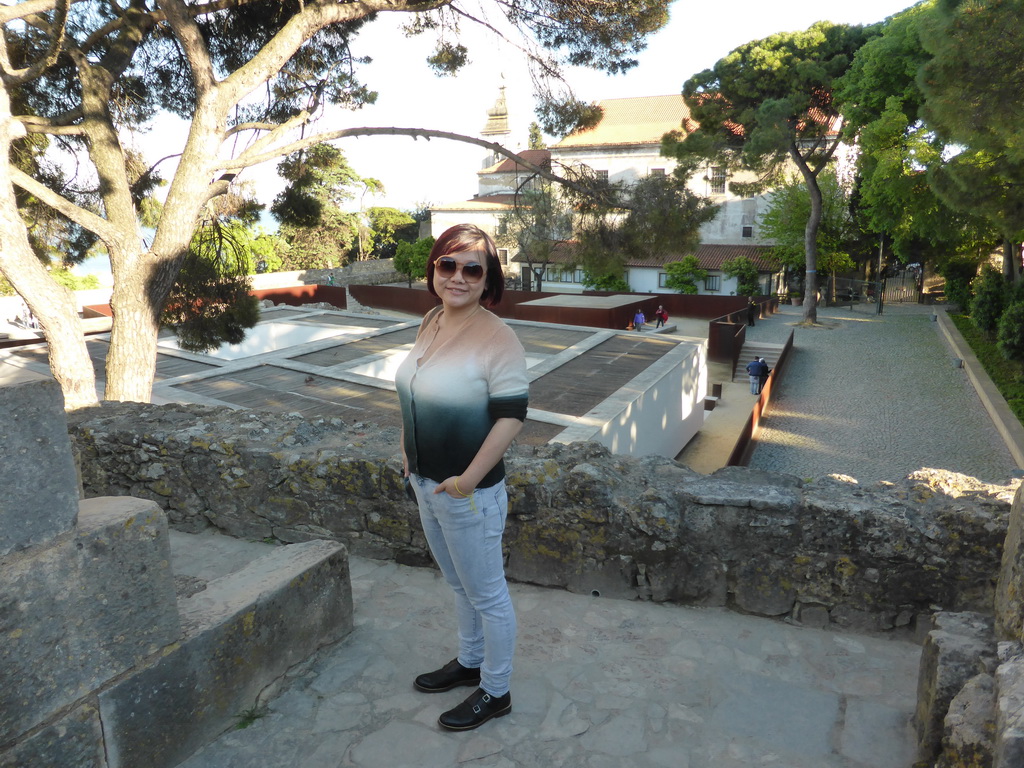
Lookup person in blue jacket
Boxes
[745,357,762,395]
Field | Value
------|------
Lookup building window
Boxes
[658,272,669,288]
[741,226,753,238]
[704,274,721,292]
[650,168,666,177]
[497,248,509,265]
[595,169,609,183]
[710,167,726,195]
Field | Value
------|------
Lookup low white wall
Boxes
[552,337,707,459]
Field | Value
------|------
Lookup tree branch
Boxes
[156,0,216,95]
[10,166,119,242]
[218,125,607,202]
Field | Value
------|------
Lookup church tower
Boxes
[480,85,511,166]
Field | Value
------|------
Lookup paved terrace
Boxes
[744,302,1016,486]
[2,299,1018,767]
[0,306,707,452]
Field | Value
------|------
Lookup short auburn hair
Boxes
[425,224,505,308]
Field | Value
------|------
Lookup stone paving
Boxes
[176,556,920,768]
[171,298,1024,768]
[746,302,1016,485]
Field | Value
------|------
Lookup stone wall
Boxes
[247,258,402,291]
[2,384,353,768]
[67,401,1019,635]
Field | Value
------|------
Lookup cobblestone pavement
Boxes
[177,556,920,768]
[746,302,1016,485]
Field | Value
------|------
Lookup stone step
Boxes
[733,342,786,381]
[96,531,354,768]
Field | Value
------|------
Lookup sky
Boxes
[129,0,919,224]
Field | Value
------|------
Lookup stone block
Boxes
[996,484,1024,642]
[0,496,181,744]
[0,703,105,768]
[937,673,995,768]
[794,602,831,630]
[731,556,797,617]
[0,380,78,556]
[99,538,352,768]
[995,657,1024,768]
[916,612,997,765]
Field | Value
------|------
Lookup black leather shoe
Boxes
[414,659,481,693]
[438,688,511,731]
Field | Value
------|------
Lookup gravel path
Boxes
[746,302,1016,485]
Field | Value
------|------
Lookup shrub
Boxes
[939,257,981,311]
[950,313,1024,429]
[998,301,1024,365]
[970,266,1008,335]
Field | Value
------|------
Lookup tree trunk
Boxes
[790,144,823,325]
[0,83,98,409]
[102,261,162,402]
[1003,238,1018,282]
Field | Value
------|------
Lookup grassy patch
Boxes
[949,313,1024,425]
[235,703,269,730]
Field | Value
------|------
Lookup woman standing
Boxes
[395,224,529,731]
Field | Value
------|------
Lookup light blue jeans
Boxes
[410,475,516,697]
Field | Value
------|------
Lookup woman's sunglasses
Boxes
[434,256,485,282]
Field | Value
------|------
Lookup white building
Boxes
[430,93,784,296]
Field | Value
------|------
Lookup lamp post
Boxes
[876,234,885,316]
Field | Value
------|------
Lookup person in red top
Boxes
[654,305,668,329]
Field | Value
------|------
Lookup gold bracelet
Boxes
[453,477,472,497]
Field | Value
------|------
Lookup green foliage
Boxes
[918,0,1024,249]
[951,313,1024,426]
[571,175,717,289]
[161,222,261,353]
[759,171,857,272]
[499,182,575,291]
[271,144,366,268]
[667,20,874,324]
[249,231,285,274]
[235,704,269,731]
[663,256,707,295]
[393,236,434,287]
[49,269,101,292]
[939,256,982,311]
[919,0,1024,165]
[427,42,469,75]
[271,145,362,226]
[365,207,417,260]
[528,122,546,150]
[722,257,760,297]
[671,21,875,181]
[581,269,630,292]
[835,1,1007,271]
[998,302,1024,365]
[970,265,1008,335]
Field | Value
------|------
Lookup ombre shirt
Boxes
[396,306,529,488]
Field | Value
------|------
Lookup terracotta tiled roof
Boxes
[510,241,579,264]
[628,244,778,272]
[510,242,779,272]
[553,95,690,149]
[479,149,552,175]
[429,194,517,212]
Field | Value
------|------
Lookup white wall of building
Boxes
[550,336,707,459]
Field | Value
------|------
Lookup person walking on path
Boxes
[633,308,646,331]
[395,224,529,731]
[654,305,668,329]
[745,357,762,395]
